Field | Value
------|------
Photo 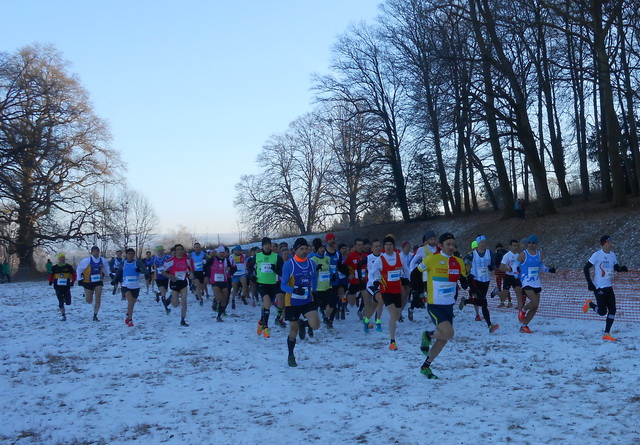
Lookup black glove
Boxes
[135,267,141,273]
[293,287,306,296]
[620,266,628,272]
[48,281,53,286]
[331,274,337,282]
[316,264,323,271]
[70,281,74,287]
[587,282,596,291]
[548,267,556,273]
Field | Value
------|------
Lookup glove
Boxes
[316,264,323,271]
[293,287,306,296]
[620,266,628,272]
[70,281,74,287]
[548,267,556,273]
[135,267,141,273]
[48,281,53,286]
[587,282,596,291]
[331,274,336,282]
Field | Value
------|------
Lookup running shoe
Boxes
[155,292,160,303]
[357,311,364,320]
[582,299,592,314]
[398,315,405,323]
[375,322,382,332]
[458,298,466,310]
[490,287,499,298]
[420,331,432,355]
[165,307,171,315]
[420,366,438,379]
[602,333,616,341]
[61,314,67,322]
[475,315,482,322]
[232,299,237,310]
[199,299,204,307]
[241,296,248,305]
[518,309,526,323]
[93,314,100,322]
[263,327,270,338]
[519,325,533,333]
[257,321,263,335]
[363,319,369,333]
[299,321,306,340]
[408,308,414,321]
[507,301,513,308]
[288,354,297,367]
[307,326,314,338]
[180,319,189,327]
[489,323,499,333]
[276,317,287,329]
[389,341,398,351]
[125,317,134,327]
[216,315,224,323]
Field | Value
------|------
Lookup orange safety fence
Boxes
[487,269,640,323]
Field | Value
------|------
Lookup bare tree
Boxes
[0,44,120,271]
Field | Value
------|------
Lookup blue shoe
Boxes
[375,322,382,332]
[363,320,369,333]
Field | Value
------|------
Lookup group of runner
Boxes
[48,230,629,376]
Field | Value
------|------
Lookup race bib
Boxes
[193,261,203,271]
[236,263,246,272]
[603,268,614,279]
[387,270,401,282]
[90,274,101,283]
[56,278,68,286]
[319,271,330,282]
[291,288,309,300]
[434,281,456,300]
[261,263,273,273]
[124,276,138,286]
[478,266,489,277]
[214,273,225,282]
[528,267,539,280]
[175,271,186,280]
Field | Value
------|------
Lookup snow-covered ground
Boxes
[1,281,638,444]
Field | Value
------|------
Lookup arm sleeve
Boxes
[366,257,382,289]
[76,258,89,278]
[583,261,594,285]
[280,260,294,294]
[409,248,424,271]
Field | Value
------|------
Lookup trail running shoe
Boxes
[398,315,404,323]
[307,326,314,338]
[357,311,364,320]
[93,314,100,322]
[155,292,160,303]
[288,355,297,367]
[420,331,432,355]
[519,325,532,333]
[518,309,526,323]
[232,300,236,310]
[125,318,134,327]
[216,315,224,323]
[257,321,263,335]
[490,287,499,298]
[507,301,513,308]
[299,321,306,340]
[180,319,189,327]
[489,323,499,333]
[475,315,482,322]
[363,319,369,333]
[263,328,270,338]
[242,297,248,305]
[276,317,287,329]
[61,314,67,322]
[602,333,616,341]
[389,341,398,351]
[408,308,414,322]
[458,298,466,310]
[375,322,382,332]
[582,299,592,314]
[420,366,438,379]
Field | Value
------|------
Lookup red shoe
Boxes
[602,333,616,341]
[518,309,526,323]
[256,320,263,335]
[389,341,398,351]
[489,324,499,333]
[125,318,134,327]
[519,325,533,333]
[475,315,482,322]
[582,299,592,314]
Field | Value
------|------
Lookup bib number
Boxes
[193,261,203,271]
[214,273,225,282]
[387,270,401,282]
[528,267,539,280]
[292,288,309,300]
[236,263,246,272]
[319,271,330,282]
[57,278,68,286]
[90,274,101,283]
[175,271,186,280]
[261,263,273,273]
[125,276,138,286]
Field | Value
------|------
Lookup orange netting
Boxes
[487,269,640,323]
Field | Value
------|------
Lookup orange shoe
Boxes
[489,324,499,333]
[518,309,526,323]
[582,299,592,314]
[389,341,397,351]
[602,333,616,341]
[519,325,533,333]
[263,327,270,338]
[256,320,263,335]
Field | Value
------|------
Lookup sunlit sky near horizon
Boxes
[2,0,381,242]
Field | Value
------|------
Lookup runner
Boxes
[498,239,522,309]
[274,243,290,329]
[111,248,151,327]
[582,235,629,341]
[48,252,76,321]
[108,250,124,282]
[344,238,368,318]
[161,244,193,327]
[416,232,468,379]
[408,230,439,321]
[205,246,233,322]
[459,235,499,333]
[310,238,337,329]
[492,243,507,304]
[152,246,171,304]
[245,247,259,307]
[76,246,111,322]
[366,235,410,350]
[143,250,155,294]
[281,238,320,367]
[363,239,383,332]
[516,235,556,333]
[325,234,347,322]
[255,237,284,338]
[189,242,208,307]
[399,241,413,320]
[230,245,249,309]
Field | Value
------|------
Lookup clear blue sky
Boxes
[2,0,381,241]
